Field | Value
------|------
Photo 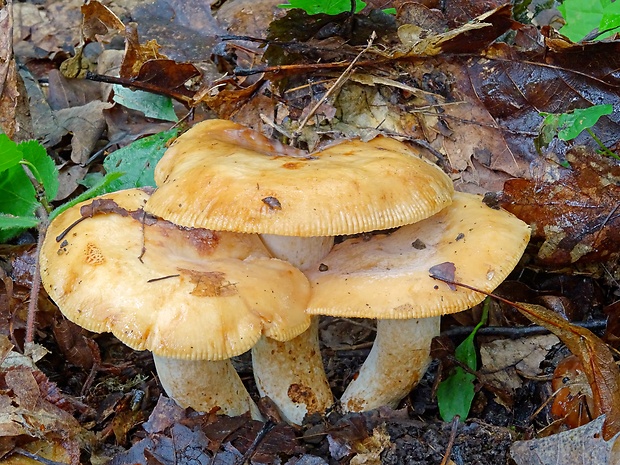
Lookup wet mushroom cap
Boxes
[145,119,454,236]
[39,188,311,360]
[305,192,531,318]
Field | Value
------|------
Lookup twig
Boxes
[439,415,460,465]
[441,319,607,339]
[25,207,48,345]
[238,420,275,465]
[12,448,68,465]
[292,31,377,141]
[84,71,194,105]
[19,162,53,346]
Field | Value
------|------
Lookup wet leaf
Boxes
[499,147,620,265]
[131,0,223,62]
[394,5,514,57]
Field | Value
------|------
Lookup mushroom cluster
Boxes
[40,119,530,424]
[143,119,455,424]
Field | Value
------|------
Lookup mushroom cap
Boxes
[145,119,454,236]
[305,192,531,319]
[40,188,311,360]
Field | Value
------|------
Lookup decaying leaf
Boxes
[500,147,620,266]
[479,334,560,403]
[0,3,19,139]
[0,335,91,464]
[112,395,303,465]
[510,416,620,465]
[394,4,514,57]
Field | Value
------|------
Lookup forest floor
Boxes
[1,0,619,464]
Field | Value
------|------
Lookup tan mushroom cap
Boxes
[306,192,531,319]
[146,119,454,236]
[40,188,311,360]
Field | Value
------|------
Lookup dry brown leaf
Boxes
[0,335,90,465]
[394,5,514,57]
[510,416,620,465]
[0,3,20,138]
[516,303,620,440]
[479,334,560,396]
[52,101,113,164]
[81,1,125,43]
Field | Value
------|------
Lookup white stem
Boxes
[253,235,334,424]
[252,318,333,425]
[259,235,334,271]
[340,316,440,412]
[154,355,262,420]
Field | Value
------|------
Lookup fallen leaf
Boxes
[131,0,224,62]
[50,101,114,164]
[510,416,620,465]
[515,303,620,439]
[479,334,560,396]
[499,147,620,266]
[81,1,125,43]
[0,3,19,138]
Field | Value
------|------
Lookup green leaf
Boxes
[112,85,179,122]
[0,214,40,229]
[103,129,178,191]
[278,0,366,16]
[558,0,619,41]
[436,369,476,422]
[540,104,613,141]
[0,139,58,241]
[0,167,38,242]
[0,134,22,172]
[18,139,59,202]
[437,300,489,422]
[599,0,620,33]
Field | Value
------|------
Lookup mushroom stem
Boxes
[340,316,440,412]
[252,235,334,424]
[153,355,262,420]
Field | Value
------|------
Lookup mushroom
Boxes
[305,192,531,412]
[39,188,311,419]
[144,119,454,424]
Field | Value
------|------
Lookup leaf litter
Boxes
[1,0,620,463]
